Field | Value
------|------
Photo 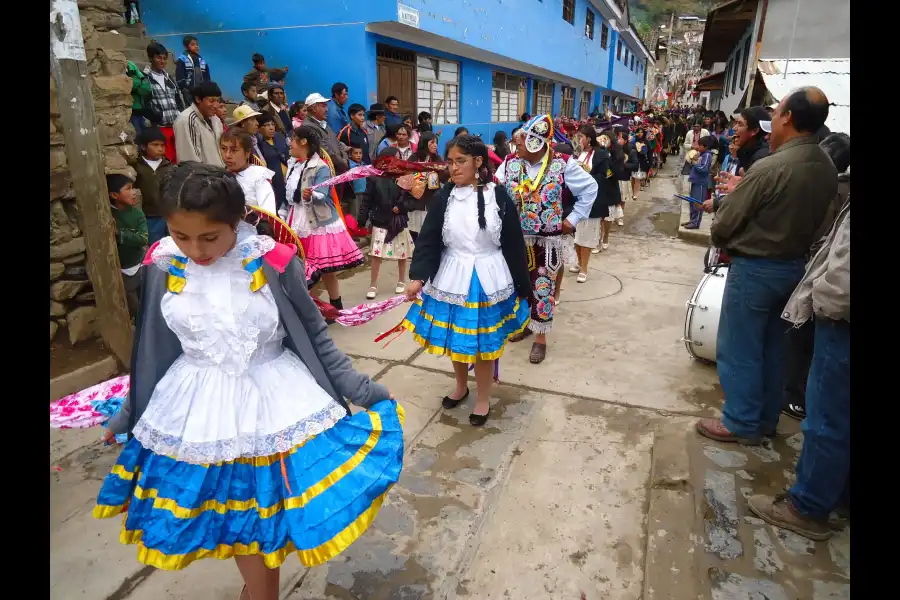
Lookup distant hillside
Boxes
[630,0,716,28]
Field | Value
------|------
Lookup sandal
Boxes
[568,265,580,273]
[529,342,547,364]
[442,388,469,409]
[576,272,587,283]
[395,282,407,294]
[366,287,377,300]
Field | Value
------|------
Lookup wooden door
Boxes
[376,45,416,115]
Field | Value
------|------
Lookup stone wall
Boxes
[50,0,137,346]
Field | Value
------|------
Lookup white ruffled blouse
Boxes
[424,183,514,306]
[133,223,347,464]
[234,164,277,214]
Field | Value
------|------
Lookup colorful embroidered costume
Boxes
[402,183,532,362]
[495,115,598,335]
[93,224,404,570]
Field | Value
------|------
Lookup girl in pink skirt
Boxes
[282,125,364,311]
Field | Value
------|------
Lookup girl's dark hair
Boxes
[220,128,254,153]
[417,111,432,123]
[257,112,276,127]
[577,124,599,148]
[445,134,491,231]
[493,131,510,159]
[384,122,403,140]
[454,126,469,137]
[291,125,322,158]
[415,131,440,161]
[159,161,246,226]
[288,101,305,119]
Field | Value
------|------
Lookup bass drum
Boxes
[703,246,731,271]
[683,265,729,363]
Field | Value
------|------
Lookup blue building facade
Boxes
[142,0,650,150]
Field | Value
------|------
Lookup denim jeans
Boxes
[146,217,168,245]
[688,183,707,227]
[789,319,851,519]
[718,256,806,439]
[782,318,815,410]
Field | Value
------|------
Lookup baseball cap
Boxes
[305,92,328,106]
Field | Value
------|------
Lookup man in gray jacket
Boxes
[746,196,850,541]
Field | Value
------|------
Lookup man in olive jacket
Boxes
[696,87,837,446]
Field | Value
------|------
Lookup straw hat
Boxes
[232,104,262,125]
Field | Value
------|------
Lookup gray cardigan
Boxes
[108,256,390,436]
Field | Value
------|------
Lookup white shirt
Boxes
[425,183,513,306]
[149,69,166,87]
[143,157,163,172]
[683,129,711,153]
[234,165,277,214]
[495,153,598,227]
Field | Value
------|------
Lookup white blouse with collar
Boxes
[424,183,514,306]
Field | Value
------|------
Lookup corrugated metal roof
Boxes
[758,59,850,134]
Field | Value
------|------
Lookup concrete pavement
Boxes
[50,163,848,599]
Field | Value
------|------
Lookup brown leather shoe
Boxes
[510,328,533,343]
[529,342,547,364]
[695,418,761,446]
[747,493,832,541]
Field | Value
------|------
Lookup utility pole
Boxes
[50,0,133,367]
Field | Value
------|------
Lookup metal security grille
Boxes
[601,23,609,49]
[563,0,575,25]
[585,9,595,40]
[533,81,553,115]
[376,44,414,63]
[416,56,459,124]
[492,73,525,122]
[560,86,575,118]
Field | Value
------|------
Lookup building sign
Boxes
[398,3,420,29]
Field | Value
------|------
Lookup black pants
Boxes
[782,319,815,410]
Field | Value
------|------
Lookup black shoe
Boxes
[469,408,490,427]
[442,388,469,409]
[326,297,343,325]
[782,403,806,420]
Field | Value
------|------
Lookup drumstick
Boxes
[675,193,704,205]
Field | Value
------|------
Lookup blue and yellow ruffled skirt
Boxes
[402,273,530,363]
[94,400,404,570]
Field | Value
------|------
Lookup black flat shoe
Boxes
[442,388,469,409]
[469,409,490,427]
[781,403,806,420]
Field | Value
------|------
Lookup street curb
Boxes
[50,356,119,402]
[677,200,711,246]
[643,420,702,600]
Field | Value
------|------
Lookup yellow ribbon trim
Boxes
[401,318,530,364]
[512,149,551,196]
[118,490,390,569]
[241,257,268,292]
[407,299,524,335]
[94,410,392,522]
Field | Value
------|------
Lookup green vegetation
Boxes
[631,0,717,29]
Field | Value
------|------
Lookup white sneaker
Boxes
[395,282,406,295]
[366,287,377,300]
[568,265,580,273]
[602,242,610,251]
[576,272,588,283]
[591,247,601,254]
[617,218,624,227]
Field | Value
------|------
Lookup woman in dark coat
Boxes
[569,124,610,281]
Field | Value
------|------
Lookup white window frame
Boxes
[416,55,459,125]
[492,72,525,123]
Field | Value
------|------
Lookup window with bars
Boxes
[630,55,635,71]
[533,81,553,115]
[579,90,591,118]
[563,0,575,24]
[416,56,459,124]
[601,23,609,49]
[724,58,733,97]
[585,9,595,40]
[617,40,622,61]
[560,86,576,118]
[731,48,741,95]
[492,72,525,122]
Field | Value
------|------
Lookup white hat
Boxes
[759,120,772,133]
[305,92,328,106]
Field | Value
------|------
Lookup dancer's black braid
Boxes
[445,134,491,230]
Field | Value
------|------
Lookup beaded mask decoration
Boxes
[522,114,554,154]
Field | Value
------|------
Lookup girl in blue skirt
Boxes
[93,161,404,600]
[402,135,531,426]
